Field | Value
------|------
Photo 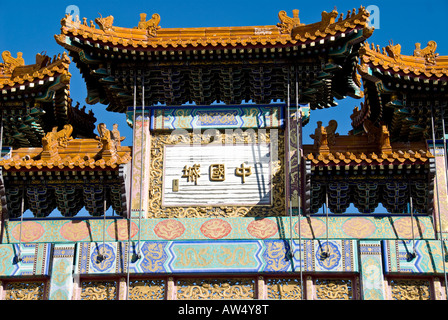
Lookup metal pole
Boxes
[99,194,107,261]
[440,105,448,298]
[324,192,329,257]
[410,194,416,257]
[126,74,138,300]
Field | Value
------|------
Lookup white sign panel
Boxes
[162,144,271,206]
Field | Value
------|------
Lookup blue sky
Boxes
[0,0,446,216]
[1,0,447,146]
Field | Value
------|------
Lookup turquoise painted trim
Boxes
[1,216,436,244]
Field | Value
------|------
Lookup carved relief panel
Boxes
[148,130,285,218]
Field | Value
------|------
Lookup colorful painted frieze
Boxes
[72,240,357,275]
[1,216,436,244]
[383,240,448,274]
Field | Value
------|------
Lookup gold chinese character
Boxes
[182,164,201,185]
[209,164,225,181]
[235,163,252,183]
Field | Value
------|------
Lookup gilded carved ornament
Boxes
[385,40,402,62]
[95,13,115,32]
[96,123,125,161]
[41,125,74,160]
[0,51,25,74]
[277,9,303,34]
[148,131,285,218]
[135,13,161,37]
[413,40,438,65]
[310,120,338,154]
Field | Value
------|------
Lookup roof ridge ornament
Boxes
[135,13,161,37]
[413,40,438,65]
[385,40,402,62]
[95,13,115,32]
[41,125,74,161]
[277,9,303,34]
[0,51,25,74]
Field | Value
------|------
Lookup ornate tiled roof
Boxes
[56,7,371,49]
[54,7,372,112]
[0,51,71,89]
[355,41,448,142]
[0,51,97,147]
[0,124,131,170]
[359,40,448,80]
[304,120,433,166]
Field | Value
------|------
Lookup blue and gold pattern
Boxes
[383,240,448,274]
[0,243,51,276]
[49,244,76,300]
[360,241,386,300]
[73,240,357,275]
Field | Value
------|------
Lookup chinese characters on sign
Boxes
[209,164,226,181]
[235,163,252,183]
[182,164,201,185]
[163,144,270,206]
[182,163,252,184]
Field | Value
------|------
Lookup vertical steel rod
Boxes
[325,192,329,256]
[126,74,137,300]
[295,67,303,299]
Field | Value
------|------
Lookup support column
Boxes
[118,277,127,300]
[130,108,151,219]
[257,276,266,299]
[166,277,175,300]
[432,142,448,239]
[48,243,76,300]
[305,276,313,300]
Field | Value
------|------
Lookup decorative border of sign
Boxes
[148,131,285,218]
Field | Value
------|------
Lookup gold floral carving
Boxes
[390,279,431,300]
[315,279,353,300]
[5,281,45,300]
[81,280,117,300]
[177,278,255,300]
[129,279,165,300]
[266,278,302,300]
[148,131,285,218]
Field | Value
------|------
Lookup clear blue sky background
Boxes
[0,0,446,216]
[1,0,446,145]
